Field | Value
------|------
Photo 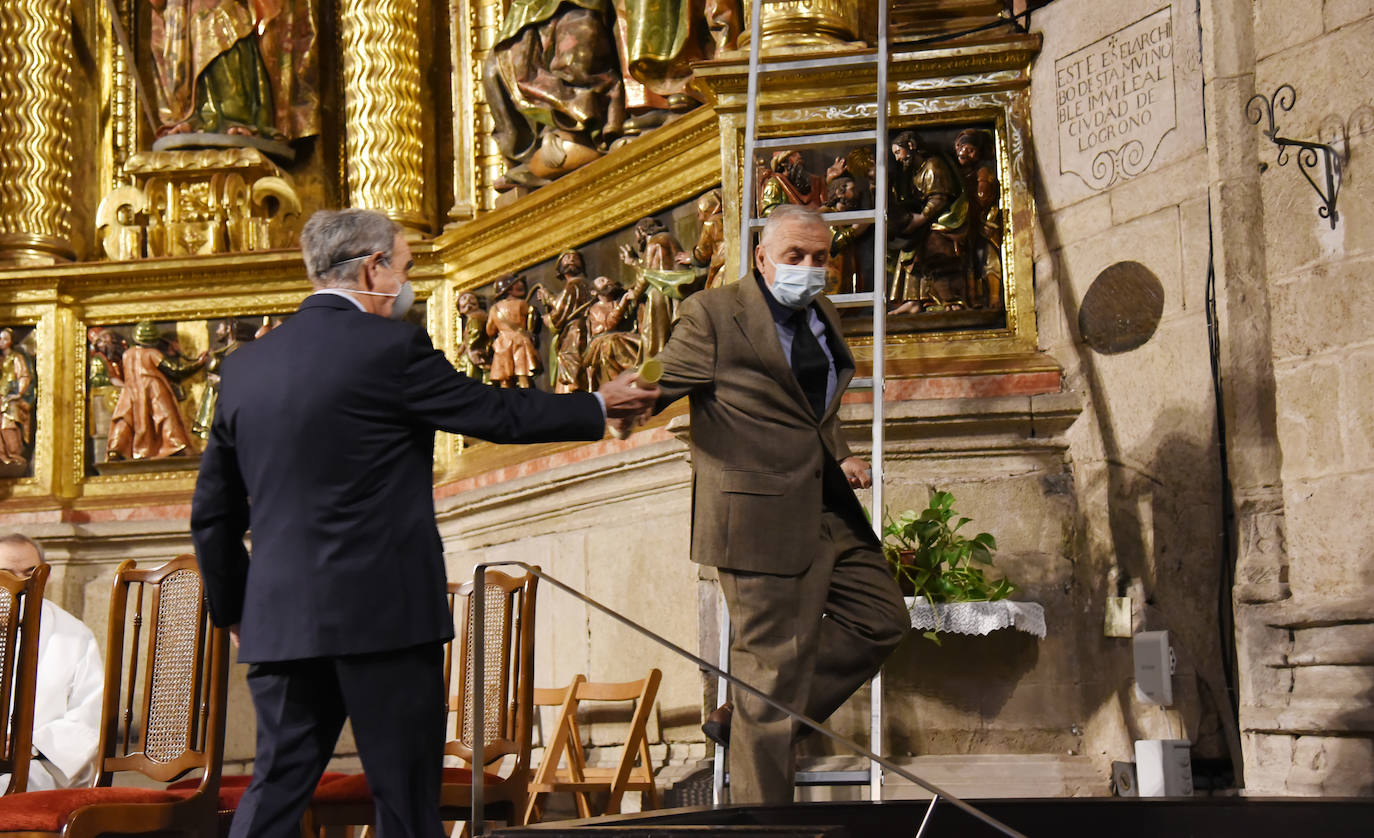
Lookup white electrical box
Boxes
[1133,630,1174,706]
[1134,739,1192,797]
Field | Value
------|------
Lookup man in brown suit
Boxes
[645,204,910,803]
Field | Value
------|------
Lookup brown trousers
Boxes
[718,507,910,804]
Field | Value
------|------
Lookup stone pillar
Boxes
[340,0,428,232]
[0,0,76,264]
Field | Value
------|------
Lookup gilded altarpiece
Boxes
[0,1,1047,507]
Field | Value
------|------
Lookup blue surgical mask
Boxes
[767,261,828,309]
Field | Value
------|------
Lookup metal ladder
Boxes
[714,0,892,803]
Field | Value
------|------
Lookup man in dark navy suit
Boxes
[191,209,659,838]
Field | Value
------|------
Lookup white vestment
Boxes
[2,599,103,792]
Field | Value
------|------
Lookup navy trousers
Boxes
[229,642,447,838]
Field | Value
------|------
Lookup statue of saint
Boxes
[535,250,594,393]
[758,150,846,216]
[821,175,873,295]
[687,189,728,290]
[193,319,254,440]
[484,0,626,190]
[619,217,694,364]
[456,292,492,383]
[0,329,35,472]
[953,129,1004,310]
[580,275,641,390]
[486,275,541,389]
[147,0,320,140]
[106,321,207,461]
[888,130,960,314]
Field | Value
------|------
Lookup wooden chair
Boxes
[0,563,49,796]
[309,568,539,835]
[523,669,662,823]
[0,555,229,838]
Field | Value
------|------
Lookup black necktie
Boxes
[790,308,828,419]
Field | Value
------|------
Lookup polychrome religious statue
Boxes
[952,129,1004,310]
[456,292,492,383]
[486,275,541,389]
[821,175,872,295]
[580,275,641,390]
[147,0,320,140]
[758,149,844,217]
[687,189,728,290]
[193,319,255,440]
[619,217,695,364]
[0,329,35,473]
[535,250,594,393]
[484,0,626,190]
[888,130,960,314]
[486,0,740,190]
[106,321,207,461]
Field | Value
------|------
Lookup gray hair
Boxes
[300,209,401,288]
[0,533,44,563]
[760,203,828,247]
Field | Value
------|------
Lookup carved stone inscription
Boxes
[1055,6,1175,189]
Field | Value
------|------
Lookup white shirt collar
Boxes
[310,288,367,311]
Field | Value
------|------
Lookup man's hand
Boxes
[841,456,872,489]
[229,623,241,648]
[598,369,660,420]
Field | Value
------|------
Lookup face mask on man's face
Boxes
[350,262,416,320]
[766,255,827,309]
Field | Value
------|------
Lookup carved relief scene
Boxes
[0,327,38,479]
[752,123,1008,336]
[86,315,277,472]
[455,189,717,403]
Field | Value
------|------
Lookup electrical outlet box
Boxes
[1134,739,1192,797]
[1133,630,1174,705]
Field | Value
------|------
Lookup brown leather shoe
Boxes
[702,701,733,746]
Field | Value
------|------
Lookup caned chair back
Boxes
[445,568,538,774]
[96,556,228,789]
[0,564,48,795]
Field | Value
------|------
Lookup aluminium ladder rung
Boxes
[755,129,878,150]
[748,209,876,229]
[757,53,881,74]
[847,377,874,390]
[828,292,876,308]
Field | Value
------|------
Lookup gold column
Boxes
[472,0,505,212]
[0,0,76,264]
[739,0,863,49]
[340,0,429,231]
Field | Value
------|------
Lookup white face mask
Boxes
[351,281,415,320]
[767,260,828,309]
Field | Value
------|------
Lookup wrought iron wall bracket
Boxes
[1246,84,1343,229]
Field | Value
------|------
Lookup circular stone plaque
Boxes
[1078,261,1165,354]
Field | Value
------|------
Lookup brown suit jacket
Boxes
[655,276,872,575]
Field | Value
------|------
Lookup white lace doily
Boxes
[905,597,1047,638]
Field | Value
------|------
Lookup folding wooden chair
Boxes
[0,563,48,796]
[0,555,229,838]
[523,669,662,823]
[309,567,539,836]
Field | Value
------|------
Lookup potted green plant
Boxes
[882,491,1015,642]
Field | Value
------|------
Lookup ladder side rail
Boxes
[738,0,767,281]
[868,0,891,801]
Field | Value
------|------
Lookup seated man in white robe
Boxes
[0,534,103,791]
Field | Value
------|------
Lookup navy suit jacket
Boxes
[191,294,605,663]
